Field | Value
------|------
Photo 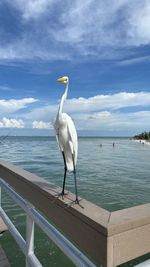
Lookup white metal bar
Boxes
[0,181,42,267]
[29,208,96,267]
[0,207,26,254]
[26,210,35,267]
[0,178,96,267]
[27,254,43,267]
[135,260,150,267]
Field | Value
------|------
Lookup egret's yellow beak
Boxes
[56,77,67,83]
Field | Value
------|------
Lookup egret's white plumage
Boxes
[54,112,78,171]
[54,76,79,202]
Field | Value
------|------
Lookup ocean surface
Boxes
[0,136,150,266]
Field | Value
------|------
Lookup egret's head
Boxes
[56,76,69,84]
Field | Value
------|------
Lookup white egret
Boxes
[54,76,79,204]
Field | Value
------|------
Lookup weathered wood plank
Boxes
[0,246,10,267]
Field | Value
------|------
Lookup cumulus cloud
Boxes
[22,91,150,134]
[0,98,38,115]
[64,92,150,113]
[32,120,52,129]
[0,92,148,134]
[0,117,24,128]
[25,92,150,121]
[72,110,150,133]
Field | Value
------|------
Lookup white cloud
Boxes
[7,0,55,21]
[32,120,52,129]
[22,91,150,134]
[51,0,150,57]
[24,92,150,121]
[0,117,24,128]
[62,92,150,113]
[24,105,57,121]
[72,110,150,133]
[128,1,150,45]
[0,92,148,134]
[0,42,31,61]
[118,56,150,66]
[0,38,69,61]
[1,1,150,61]
[88,111,112,120]
[56,0,150,49]
[0,98,38,115]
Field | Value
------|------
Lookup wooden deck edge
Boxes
[0,160,110,234]
[0,160,109,266]
[0,160,150,267]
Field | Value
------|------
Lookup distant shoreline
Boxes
[0,135,131,138]
[133,139,150,145]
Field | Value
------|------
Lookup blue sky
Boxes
[0,0,150,136]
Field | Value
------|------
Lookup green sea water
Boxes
[0,137,150,266]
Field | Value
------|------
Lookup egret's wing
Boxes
[66,115,78,164]
[55,132,63,152]
[54,117,63,152]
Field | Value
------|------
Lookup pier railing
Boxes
[0,160,150,267]
[0,178,95,267]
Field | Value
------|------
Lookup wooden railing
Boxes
[0,160,150,267]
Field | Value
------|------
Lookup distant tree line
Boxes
[134,131,150,141]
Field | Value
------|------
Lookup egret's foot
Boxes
[75,198,84,208]
[58,191,69,200]
[75,198,80,204]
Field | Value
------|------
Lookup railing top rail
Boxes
[108,203,150,235]
[0,160,110,234]
[0,160,150,267]
[0,160,150,234]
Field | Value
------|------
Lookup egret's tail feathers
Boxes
[65,155,77,172]
[66,161,74,172]
[62,147,77,172]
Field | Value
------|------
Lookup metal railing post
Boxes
[26,204,35,267]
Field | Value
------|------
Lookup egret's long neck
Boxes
[58,82,68,116]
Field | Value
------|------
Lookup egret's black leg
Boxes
[72,154,79,204]
[62,151,67,196]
